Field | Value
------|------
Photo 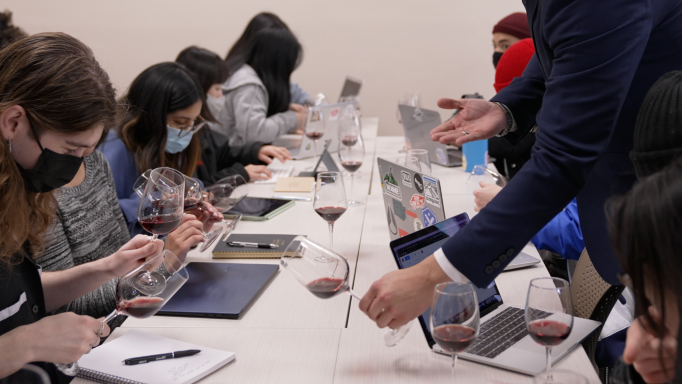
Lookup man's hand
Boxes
[430,98,507,147]
[245,164,272,181]
[473,181,503,212]
[359,255,450,329]
[258,145,292,164]
[623,307,677,383]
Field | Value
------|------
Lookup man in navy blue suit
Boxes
[360,0,682,332]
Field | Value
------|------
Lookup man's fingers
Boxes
[259,154,273,164]
[437,98,465,110]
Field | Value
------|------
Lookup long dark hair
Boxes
[225,12,289,75]
[116,62,209,176]
[609,157,682,379]
[245,27,302,116]
[176,46,229,95]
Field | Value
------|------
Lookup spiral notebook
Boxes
[213,234,298,259]
[77,329,235,384]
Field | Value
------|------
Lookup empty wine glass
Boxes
[313,172,347,254]
[407,149,432,174]
[466,165,508,190]
[183,177,223,251]
[205,175,249,240]
[137,168,185,242]
[430,282,480,384]
[281,236,414,347]
[338,112,365,207]
[397,93,421,153]
[305,107,326,167]
[525,277,576,384]
[56,250,188,376]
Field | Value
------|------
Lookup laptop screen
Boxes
[389,213,503,346]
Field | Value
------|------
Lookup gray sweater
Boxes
[36,150,130,326]
[210,64,299,148]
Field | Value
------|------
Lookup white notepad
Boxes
[77,329,235,384]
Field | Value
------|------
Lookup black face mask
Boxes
[493,52,503,69]
[16,131,84,193]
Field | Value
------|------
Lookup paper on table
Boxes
[77,329,235,384]
[274,177,315,192]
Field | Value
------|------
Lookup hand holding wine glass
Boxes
[430,282,480,383]
[137,168,185,242]
[313,172,347,252]
[205,174,248,240]
[184,177,223,251]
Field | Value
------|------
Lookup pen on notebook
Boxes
[123,349,201,365]
[228,241,279,249]
[273,196,311,201]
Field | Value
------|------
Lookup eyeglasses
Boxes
[168,115,207,138]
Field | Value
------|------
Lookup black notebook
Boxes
[213,233,298,259]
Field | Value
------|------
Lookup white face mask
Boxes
[206,94,226,114]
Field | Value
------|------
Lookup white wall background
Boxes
[6,0,524,136]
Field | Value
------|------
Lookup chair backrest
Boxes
[570,248,625,372]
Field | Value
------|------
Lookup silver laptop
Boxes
[377,157,447,241]
[389,219,601,375]
[399,104,463,167]
[288,101,358,160]
[338,75,363,102]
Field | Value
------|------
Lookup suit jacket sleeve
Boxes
[441,0,652,288]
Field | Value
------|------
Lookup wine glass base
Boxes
[314,256,334,263]
[200,227,223,252]
[55,362,79,376]
[384,322,412,347]
[348,200,364,207]
[534,369,589,384]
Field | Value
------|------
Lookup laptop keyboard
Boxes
[253,165,295,184]
[466,307,551,359]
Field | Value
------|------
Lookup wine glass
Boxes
[137,168,185,242]
[183,177,224,251]
[56,250,188,376]
[338,115,365,207]
[205,175,249,240]
[397,93,421,153]
[281,236,414,347]
[304,107,326,167]
[313,172,347,255]
[430,282,480,383]
[466,165,508,190]
[525,277,576,384]
[407,149,432,175]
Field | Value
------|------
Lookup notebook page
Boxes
[78,329,235,384]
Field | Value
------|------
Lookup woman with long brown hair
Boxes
[0,33,160,382]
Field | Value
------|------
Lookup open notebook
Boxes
[77,329,235,384]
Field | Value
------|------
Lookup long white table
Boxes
[75,119,600,383]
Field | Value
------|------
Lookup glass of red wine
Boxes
[525,277,577,384]
[281,236,414,347]
[338,110,365,207]
[183,177,223,251]
[205,174,248,240]
[304,107,326,169]
[313,172,347,256]
[137,168,185,242]
[430,282,480,384]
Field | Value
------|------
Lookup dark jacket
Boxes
[195,128,266,185]
[441,0,682,287]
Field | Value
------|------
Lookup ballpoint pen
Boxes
[123,349,201,365]
[228,241,279,249]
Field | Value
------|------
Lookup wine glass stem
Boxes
[451,353,458,384]
[349,172,354,203]
[545,346,552,382]
[103,309,119,324]
[313,140,319,166]
[328,222,334,249]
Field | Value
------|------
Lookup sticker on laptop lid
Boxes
[435,148,447,165]
[410,194,425,210]
[423,176,441,208]
[392,199,406,221]
[386,205,398,236]
[328,107,340,121]
[413,218,424,231]
[382,166,402,200]
[421,206,438,227]
[413,173,424,193]
[401,170,412,188]
[310,109,322,122]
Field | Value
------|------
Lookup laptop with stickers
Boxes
[399,104,462,167]
[377,157,446,241]
[290,100,358,160]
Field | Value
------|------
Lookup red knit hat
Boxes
[494,38,536,93]
[492,13,531,40]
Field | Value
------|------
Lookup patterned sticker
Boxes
[413,218,424,231]
[386,205,398,236]
[410,194,425,210]
[423,176,441,208]
[328,107,340,121]
[382,166,402,200]
[393,199,406,221]
[413,173,424,193]
[422,206,438,227]
[401,170,412,188]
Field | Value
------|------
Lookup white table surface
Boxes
[78,124,600,383]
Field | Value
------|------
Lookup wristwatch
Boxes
[493,102,517,137]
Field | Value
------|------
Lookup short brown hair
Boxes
[0,10,27,50]
[0,32,117,262]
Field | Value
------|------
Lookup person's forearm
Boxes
[0,326,34,378]
[41,258,115,312]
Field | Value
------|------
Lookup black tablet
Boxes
[224,197,295,221]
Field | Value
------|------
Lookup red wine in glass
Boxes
[139,214,183,235]
[528,319,571,346]
[118,296,165,319]
[306,132,324,140]
[305,277,348,299]
[341,135,358,147]
[432,324,477,353]
[183,197,203,211]
[315,206,347,223]
[341,161,363,173]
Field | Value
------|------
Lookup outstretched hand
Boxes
[430,98,507,147]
